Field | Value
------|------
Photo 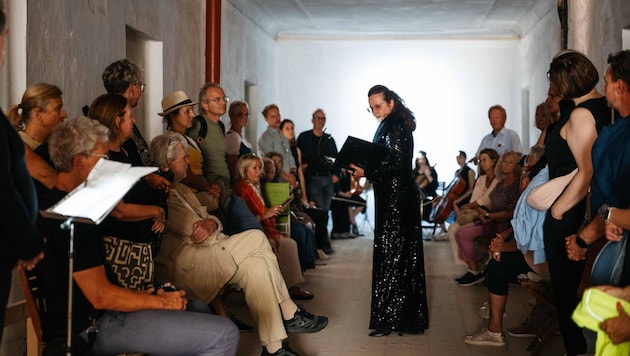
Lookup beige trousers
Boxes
[220,229,292,346]
[276,237,304,288]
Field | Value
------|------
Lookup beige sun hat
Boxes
[158,90,198,116]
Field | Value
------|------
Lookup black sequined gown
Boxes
[365,112,429,334]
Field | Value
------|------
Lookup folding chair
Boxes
[261,182,292,237]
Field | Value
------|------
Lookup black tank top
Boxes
[544,97,611,179]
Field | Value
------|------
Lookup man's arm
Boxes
[73,265,186,312]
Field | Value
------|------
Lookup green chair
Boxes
[261,182,292,237]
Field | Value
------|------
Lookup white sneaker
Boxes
[464,328,506,347]
[432,231,448,241]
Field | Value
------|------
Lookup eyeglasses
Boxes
[204,96,230,104]
[366,104,382,113]
[135,83,145,92]
[314,116,326,120]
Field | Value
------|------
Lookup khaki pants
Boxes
[220,230,292,346]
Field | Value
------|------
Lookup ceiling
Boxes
[227,0,556,40]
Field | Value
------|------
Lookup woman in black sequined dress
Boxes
[350,85,429,336]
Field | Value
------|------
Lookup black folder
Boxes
[333,136,389,171]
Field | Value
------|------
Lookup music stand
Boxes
[40,158,156,355]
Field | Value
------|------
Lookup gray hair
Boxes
[49,116,110,172]
[102,59,144,94]
[150,132,188,170]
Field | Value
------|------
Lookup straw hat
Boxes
[158,90,197,116]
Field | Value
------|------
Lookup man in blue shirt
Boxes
[472,105,522,164]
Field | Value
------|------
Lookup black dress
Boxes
[365,112,429,334]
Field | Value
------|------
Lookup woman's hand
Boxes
[550,203,563,220]
[349,164,364,178]
[190,219,217,243]
[478,208,491,224]
[489,234,504,261]
[263,205,283,220]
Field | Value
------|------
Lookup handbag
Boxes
[526,168,577,211]
[456,207,479,226]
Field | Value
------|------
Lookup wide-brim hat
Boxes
[158,90,198,116]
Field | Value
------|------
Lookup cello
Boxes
[429,175,467,223]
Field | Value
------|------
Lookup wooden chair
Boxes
[519,278,558,355]
[17,267,46,356]
[261,182,292,237]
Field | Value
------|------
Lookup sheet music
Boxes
[40,158,157,224]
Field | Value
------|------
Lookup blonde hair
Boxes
[7,83,63,130]
[235,153,262,181]
[495,150,522,179]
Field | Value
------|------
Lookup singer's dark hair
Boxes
[368,85,416,131]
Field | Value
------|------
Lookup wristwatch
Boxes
[575,235,590,248]
[598,203,614,222]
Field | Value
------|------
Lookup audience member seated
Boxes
[151,133,328,356]
[160,90,220,213]
[464,147,548,347]
[431,150,476,239]
[88,93,166,288]
[331,168,366,238]
[7,83,67,195]
[225,100,254,179]
[447,148,499,265]
[268,150,333,259]
[159,91,251,331]
[37,116,239,355]
[265,152,319,267]
[262,156,279,182]
[455,150,521,286]
[233,153,315,300]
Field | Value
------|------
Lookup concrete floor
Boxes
[229,228,566,356]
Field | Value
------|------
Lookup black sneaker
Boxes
[261,343,299,356]
[284,305,328,333]
[455,271,472,282]
[457,271,485,286]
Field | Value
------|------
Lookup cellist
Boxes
[432,151,476,239]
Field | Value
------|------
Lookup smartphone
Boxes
[280,197,293,208]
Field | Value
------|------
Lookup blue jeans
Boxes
[223,195,264,235]
[89,306,238,356]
